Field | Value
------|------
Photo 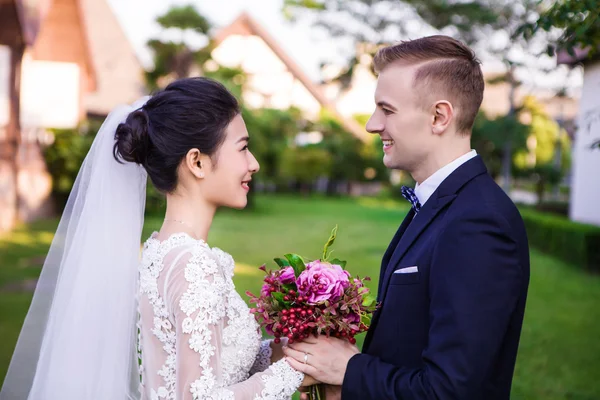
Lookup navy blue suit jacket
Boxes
[342,156,530,399]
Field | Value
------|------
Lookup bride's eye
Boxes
[241,145,249,151]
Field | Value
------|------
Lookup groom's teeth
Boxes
[382,140,394,146]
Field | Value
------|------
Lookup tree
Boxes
[471,111,530,180]
[311,111,388,194]
[145,5,214,90]
[516,0,600,59]
[283,0,498,88]
[242,107,302,185]
[516,0,600,149]
[284,1,564,190]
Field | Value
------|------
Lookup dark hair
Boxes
[373,35,484,134]
[114,77,240,192]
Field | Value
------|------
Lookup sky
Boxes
[106,0,582,95]
[106,0,332,80]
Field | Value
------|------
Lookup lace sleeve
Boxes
[249,340,273,375]
[166,245,303,400]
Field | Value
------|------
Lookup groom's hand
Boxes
[283,335,359,385]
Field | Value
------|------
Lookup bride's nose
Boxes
[249,151,260,173]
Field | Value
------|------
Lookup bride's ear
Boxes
[184,149,208,179]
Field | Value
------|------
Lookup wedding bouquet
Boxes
[247,226,377,399]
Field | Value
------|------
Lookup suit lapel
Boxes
[378,156,490,311]
[378,194,457,303]
[376,208,415,300]
[363,156,489,354]
[364,208,415,352]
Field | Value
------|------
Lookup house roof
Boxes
[79,0,145,115]
[0,0,50,47]
[214,12,369,142]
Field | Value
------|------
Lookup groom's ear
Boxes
[431,100,454,135]
[184,149,208,179]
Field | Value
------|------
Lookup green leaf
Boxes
[272,292,285,303]
[322,225,338,260]
[282,283,297,293]
[284,253,306,277]
[272,292,292,308]
[330,258,347,268]
[273,257,290,268]
[362,294,376,307]
[360,313,372,327]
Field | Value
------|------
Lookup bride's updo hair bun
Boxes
[114,109,150,165]
[112,77,240,193]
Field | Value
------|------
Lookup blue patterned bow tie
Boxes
[401,186,421,213]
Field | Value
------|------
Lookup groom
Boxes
[285,35,530,399]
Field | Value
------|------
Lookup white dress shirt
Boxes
[414,150,478,207]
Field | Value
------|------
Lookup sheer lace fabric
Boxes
[137,233,303,400]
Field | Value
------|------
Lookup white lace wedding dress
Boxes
[137,232,303,400]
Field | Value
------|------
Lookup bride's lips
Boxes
[242,180,251,192]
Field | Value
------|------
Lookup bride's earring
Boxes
[197,161,204,178]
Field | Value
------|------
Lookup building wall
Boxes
[212,35,322,118]
[569,62,600,226]
[31,0,94,120]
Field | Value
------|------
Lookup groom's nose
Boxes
[366,112,384,134]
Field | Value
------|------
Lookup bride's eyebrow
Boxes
[236,136,250,144]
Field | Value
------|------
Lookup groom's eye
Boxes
[382,108,393,115]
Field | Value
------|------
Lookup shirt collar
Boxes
[414,150,477,206]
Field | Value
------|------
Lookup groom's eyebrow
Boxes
[377,101,397,110]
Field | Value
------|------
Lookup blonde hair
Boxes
[374,35,484,134]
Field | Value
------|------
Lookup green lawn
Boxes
[1,195,599,399]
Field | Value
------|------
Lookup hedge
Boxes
[519,208,600,273]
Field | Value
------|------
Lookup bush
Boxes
[279,146,332,194]
[520,208,600,273]
[535,201,569,216]
[44,120,166,216]
[44,124,98,209]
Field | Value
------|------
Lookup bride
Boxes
[1,77,313,399]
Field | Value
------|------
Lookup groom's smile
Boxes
[382,138,394,152]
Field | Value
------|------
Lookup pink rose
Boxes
[296,261,350,304]
[279,267,296,284]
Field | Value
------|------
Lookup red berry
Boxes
[274,338,281,344]
[282,309,288,315]
[307,309,313,315]
[282,316,288,322]
[288,339,295,344]
[269,287,276,292]
[349,337,356,344]
[289,290,296,296]
[283,296,290,301]
[301,311,307,317]
[283,328,289,334]
[287,333,294,339]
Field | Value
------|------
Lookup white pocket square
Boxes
[394,266,418,274]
